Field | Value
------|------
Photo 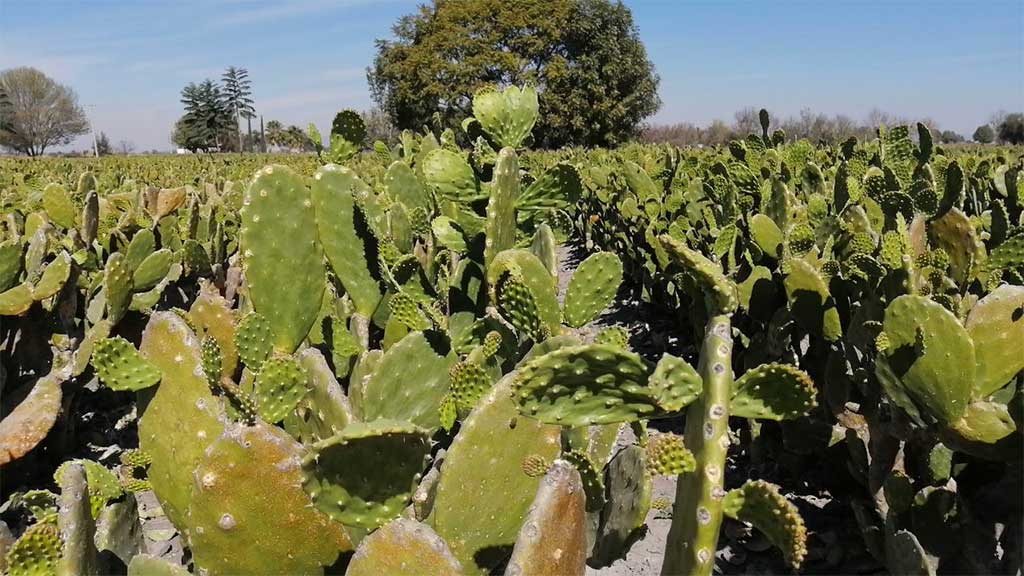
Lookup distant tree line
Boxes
[645,107,1024,148]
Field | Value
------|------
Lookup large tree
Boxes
[973,124,995,144]
[997,113,1024,145]
[0,67,90,156]
[221,67,255,151]
[368,0,660,148]
[175,80,234,152]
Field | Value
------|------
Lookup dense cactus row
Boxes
[1,92,1021,576]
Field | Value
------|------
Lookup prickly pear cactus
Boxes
[240,165,325,353]
[430,372,562,574]
[91,337,161,391]
[188,422,351,575]
[563,252,623,328]
[0,368,64,465]
[361,330,456,430]
[489,249,562,335]
[730,363,817,421]
[311,165,382,317]
[505,460,588,576]
[659,235,738,315]
[646,433,696,476]
[302,420,430,530]
[5,523,62,576]
[964,285,1024,398]
[346,518,463,576]
[472,85,539,149]
[235,312,273,372]
[137,312,226,530]
[722,480,807,570]
[484,148,520,273]
[879,295,973,424]
[56,462,99,576]
[591,445,653,567]
[252,356,307,424]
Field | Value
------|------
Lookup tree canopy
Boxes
[368,0,660,148]
[0,67,90,156]
[997,113,1024,145]
[973,124,995,144]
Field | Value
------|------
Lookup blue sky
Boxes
[1,0,1021,152]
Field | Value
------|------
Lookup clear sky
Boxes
[1,0,1021,152]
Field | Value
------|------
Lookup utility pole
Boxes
[87,104,99,157]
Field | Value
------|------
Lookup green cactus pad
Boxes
[495,268,548,341]
[187,284,239,377]
[421,149,484,203]
[530,223,558,276]
[201,336,222,384]
[988,235,1024,271]
[881,295,974,424]
[54,459,123,519]
[0,241,23,292]
[646,433,696,476]
[311,165,383,317]
[235,312,273,372]
[730,363,817,421]
[749,214,783,258]
[5,523,61,576]
[471,85,538,149]
[506,460,587,576]
[253,356,308,424]
[189,422,352,575]
[659,235,738,315]
[947,400,1016,444]
[0,284,33,316]
[594,326,630,349]
[563,252,623,328]
[42,183,77,229]
[449,360,491,416]
[647,353,703,413]
[241,165,325,353]
[928,208,983,285]
[302,420,430,530]
[347,518,463,576]
[288,348,356,442]
[120,449,152,468]
[361,330,455,430]
[965,285,1024,398]
[56,461,99,576]
[123,228,155,272]
[331,109,366,144]
[385,161,430,212]
[103,252,133,324]
[388,291,430,331]
[722,480,807,570]
[591,445,653,567]
[518,163,582,214]
[430,372,561,574]
[488,249,562,334]
[784,258,842,342]
[513,344,668,426]
[30,252,71,301]
[91,337,161,392]
[484,147,520,272]
[138,312,226,531]
[0,369,63,465]
[132,249,174,292]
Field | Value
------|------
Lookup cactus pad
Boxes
[30,252,71,301]
[361,330,455,430]
[5,523,61,576]
[253,356,307,424]
[54,459,123,518]
[881,295,973,424]
[388,292,430,331]
[562,449,606,512]
[302,420,430,530]
[132,249,174,292]
[0,370,63,465]
[91,337,161,392]
[591,445,653,567]
[235,312,273,372]
[484,148,519,271]
[422,149,484,203]
[563,251,623,328]
[430,373,561,574]
[730,363,817,421]
[594,326,630,349]
[471,85,539,149]
[347,518,463,576]
[56,461,99,575]
[496,268,548,341]
[104,252,133,324]
[521,454,551,478]
[647,353,703,413]
[311,165,383,316]
[241,165,325,353]
[188,422,351,575]
[449,360,491,416]
[722,480,807,570]
[965,285,1024,397]
[506,460,587,576]
[646,433,696,476]
[659,235,738,315]
[138,312,226,530]
[784,258,842,341]
[126,554,190,576]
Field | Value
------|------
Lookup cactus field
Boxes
[1,86,1022,575]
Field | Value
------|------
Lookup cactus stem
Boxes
[662,314,732,576]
